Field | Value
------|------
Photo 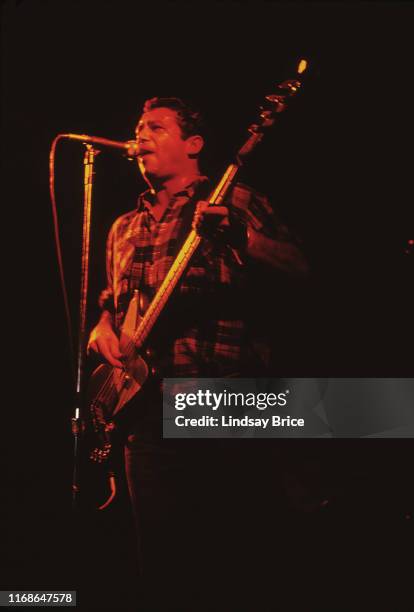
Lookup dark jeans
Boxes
[124,404,220,609]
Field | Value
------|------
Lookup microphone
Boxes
[61,133,139,157]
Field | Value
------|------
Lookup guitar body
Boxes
[87,353,148,423]
[84,291,149,507]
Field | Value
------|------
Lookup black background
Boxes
[2,1,413,610]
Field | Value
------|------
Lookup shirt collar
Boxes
[136,175,209,212]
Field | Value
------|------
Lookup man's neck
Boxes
[150,173,202,210]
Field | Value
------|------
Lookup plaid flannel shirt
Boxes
[99,177,290,377]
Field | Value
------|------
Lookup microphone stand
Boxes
[71,144,100,510]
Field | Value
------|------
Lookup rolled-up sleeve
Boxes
[229,183,308,275]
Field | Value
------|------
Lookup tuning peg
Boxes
[260,109,273,119]
[247,123,260,134]
[278,79,302,94]
[265,95,287,113]
[259,110,276,127]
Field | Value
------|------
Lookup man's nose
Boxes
[136,126,151,143]
[137,134,149,144]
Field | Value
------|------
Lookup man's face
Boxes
[134,107,193,182]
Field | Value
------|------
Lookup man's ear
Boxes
[186,134,204,157]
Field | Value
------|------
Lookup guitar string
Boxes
[117,230,200,358]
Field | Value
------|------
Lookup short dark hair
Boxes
[142,97,205,140]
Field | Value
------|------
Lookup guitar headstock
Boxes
[237,59,308,159]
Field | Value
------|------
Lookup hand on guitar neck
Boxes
[87,310,124,368]
[193,200,248,254]
[192,200,230,234]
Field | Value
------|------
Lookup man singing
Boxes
[87,97,308,607]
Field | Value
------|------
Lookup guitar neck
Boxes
[130,162,240,351]
[133,228,201,349]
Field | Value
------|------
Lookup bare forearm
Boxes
[87,310,123,367]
